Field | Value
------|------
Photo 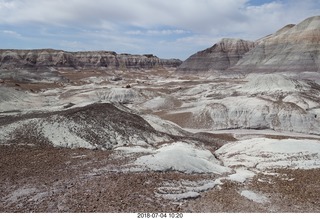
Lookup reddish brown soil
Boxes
[1,145,320,213]
[0,145,211,212]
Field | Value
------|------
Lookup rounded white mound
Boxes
[134,142,231,174]
[215,138,320,170]
[101,87,143,103]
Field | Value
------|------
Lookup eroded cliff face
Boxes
[176,38,256,73]
[233,16,320,73]
[178,16,320,74]
[0,49,182,70]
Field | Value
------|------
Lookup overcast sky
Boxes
[0,0,320,60]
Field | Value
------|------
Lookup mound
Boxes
[96,87,144,104]
[0,103,171,149]
[134,142,231,174]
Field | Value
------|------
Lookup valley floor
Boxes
[1,68,320,213]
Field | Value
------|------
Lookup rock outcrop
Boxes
[0,49,182,70]
[176,38,255,73]
[178,16,320,74]
[233,16,320,73]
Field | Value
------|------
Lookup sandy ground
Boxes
[1,145,320,213]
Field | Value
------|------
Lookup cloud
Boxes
[0,0,319,59]
[0,0,247,30]
[1,1,319,34]
[126,29,190,36]
[2,30,21,37]
[1,0,319,36]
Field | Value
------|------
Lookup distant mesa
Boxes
[0,49,182,70]
[177,15,320,74]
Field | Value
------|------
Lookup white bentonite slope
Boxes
[134,142,232,174]
[215,138,320,170]
[239,73,308,94]
[142,114,187,136]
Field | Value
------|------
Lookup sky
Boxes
[0,0,320,60]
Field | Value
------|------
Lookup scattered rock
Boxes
[63,102,75,109]
[110,76,122,81]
